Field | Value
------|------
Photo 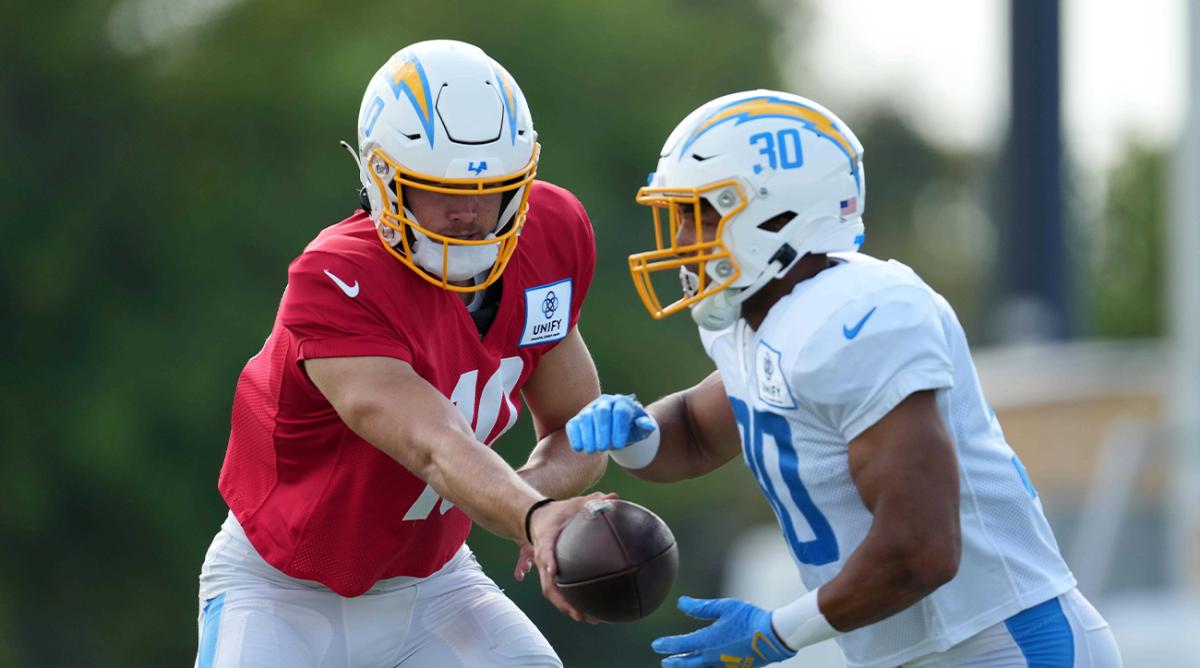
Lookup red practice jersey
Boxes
[217,181,595,597]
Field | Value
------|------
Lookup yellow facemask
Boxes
[629,179,747,318]
[366,144,540,293]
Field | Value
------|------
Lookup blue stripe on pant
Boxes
[198,593,227,668]
[1004,597,1074,667]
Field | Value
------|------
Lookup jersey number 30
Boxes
[730,397,839,566]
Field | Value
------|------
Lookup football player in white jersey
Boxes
[568,91,1123,668]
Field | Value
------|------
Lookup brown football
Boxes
[553,499,678,623]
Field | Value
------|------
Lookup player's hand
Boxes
[526,491,619,624]
[513,542,536,582]
[567,393,657,454]
[652,596,796,668]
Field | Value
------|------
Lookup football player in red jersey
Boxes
[195,40,613,667]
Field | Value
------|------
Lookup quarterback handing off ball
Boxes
[553,499,678,623]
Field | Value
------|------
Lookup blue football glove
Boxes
[567,393,657,454]
[652,596,796,668]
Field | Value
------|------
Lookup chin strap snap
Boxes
[769,243,799,275]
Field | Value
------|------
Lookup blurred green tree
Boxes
[0,0,788,665]
[1082,145,1165,338]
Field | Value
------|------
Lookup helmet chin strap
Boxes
[689,243,801,331]
[691,288,742,331]
[395,204,501,282]
[410,227,500,281]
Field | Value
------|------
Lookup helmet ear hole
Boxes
[359,187,372,213]
[756,211,797,232]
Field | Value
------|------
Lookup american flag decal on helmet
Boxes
[840,197,857,215]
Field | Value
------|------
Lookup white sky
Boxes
[782,0,1188,170]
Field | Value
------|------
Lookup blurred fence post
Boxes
[1168,0,1200,597]
[1000,0,1067,341]
[1068,418,1154,598]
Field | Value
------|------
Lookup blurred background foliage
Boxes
[0,0,1164,665]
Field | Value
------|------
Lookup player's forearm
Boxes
[354,405,542,542]
[518,430,607,499]
[631,390,729,482]
[814,526,960,631]
[631,392,700,482]
[423,434,545,542]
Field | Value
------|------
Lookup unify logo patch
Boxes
[520,279,571,346]
[755,341,796,409]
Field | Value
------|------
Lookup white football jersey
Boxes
[700,253,1076,668]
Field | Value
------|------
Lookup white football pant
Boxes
[195,512,561,668]
[903,589,1122,668]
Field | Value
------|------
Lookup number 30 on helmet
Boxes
[630,90,866,330]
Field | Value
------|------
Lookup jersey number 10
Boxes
[729,397,839,566]
[403,358,525,521]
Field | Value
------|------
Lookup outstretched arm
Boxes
[305,354,612,622]
[517,327,607,498]
[511,328,612,616]
[306,355,545,542]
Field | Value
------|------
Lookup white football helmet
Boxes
[353,40,538,292]
[630,90,865,329]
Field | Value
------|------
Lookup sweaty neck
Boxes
[456,282,475,306]
[741,253,834,331]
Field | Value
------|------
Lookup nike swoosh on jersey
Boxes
[842,306,877,339]
[323,269,360,298]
